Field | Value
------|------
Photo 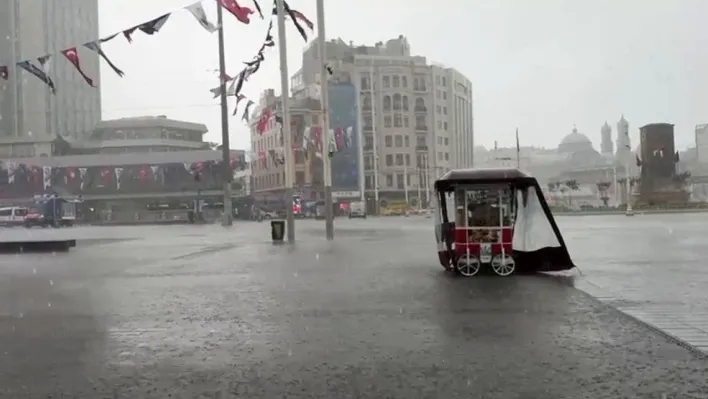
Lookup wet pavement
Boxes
[0,218,707,398]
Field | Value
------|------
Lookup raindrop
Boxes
[287,349,293,357]
[49,280,53,286]
[399,307,403,314]
[11,325,15,332]
[27,131,32,137]
[467,379,471,388]
[18,313,23,319]
[315,253,320,260]
[293,272,298,277]
[32,268,36,274]
[47,302,51,308]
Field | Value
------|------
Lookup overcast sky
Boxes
[98,0,708,151]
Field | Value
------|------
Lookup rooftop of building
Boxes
[94,116,208,134]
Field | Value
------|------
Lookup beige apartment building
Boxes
[291,35,473,204]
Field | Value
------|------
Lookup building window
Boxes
[401,76,408,87]
[442,91,447,100]
[415,98,427,112]
[386,174,393,187]
[402,95,409,111]
[395,135,403,147]
[443,122,448,130]
[383,75,390,88]
[385,135,393,147]
[396,154,403,165]
[407,174,412,187]
[365,155,373,169]
[361,76,370,89]
[444,137,449,145]
[442,77,447,86]
[437,120,442,129]
[437,136,443,145]
[392,76,400,88]
[445,152,449,161]
[397,173,404,189]
[393,94,402,110]
[404,136,410,147]
[415,115,427,130]
[405,154,410,166]
[365,134,374,150]
[296,171,306,185]
[436,75,441,85]
[386,154,393,166]
[403,116,409,127]
[394,114,402,127]
[443,107,447,115]
[365,175,374,189]
[383,95,391,111]
[384,115,392,128]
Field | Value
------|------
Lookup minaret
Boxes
[600,121,613,155]
[616,114,630,153]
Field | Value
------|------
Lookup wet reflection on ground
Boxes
[0,218,705,397]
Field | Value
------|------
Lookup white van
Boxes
[0,206,29,227]
[348,201,367,219]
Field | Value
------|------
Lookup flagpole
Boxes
[370,60,380,215]
[275,0,295,242]
[317,0,334,240]
[515,128,520,169]
[217,3,233,226]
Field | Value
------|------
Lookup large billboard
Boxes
[328,83,360,193]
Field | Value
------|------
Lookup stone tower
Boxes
[600,121,613,155]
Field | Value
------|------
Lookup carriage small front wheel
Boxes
[456,254,481,277]
[490,253,516,276]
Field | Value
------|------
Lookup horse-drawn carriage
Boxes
[433,168,575,276]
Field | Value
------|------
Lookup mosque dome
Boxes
[558,126,594,153]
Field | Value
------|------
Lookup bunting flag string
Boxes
[212,0,314,123]
[0,0,256,94]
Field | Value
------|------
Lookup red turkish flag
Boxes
[61,47,95,87]
[217,0,254,24]
[256,108,272,135]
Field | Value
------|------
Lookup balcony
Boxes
[414,106,427,113]
[416,145,429,151]
[413,85,427,92]
[415,125,429,132]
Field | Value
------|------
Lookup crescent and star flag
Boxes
[84,40,124,77]
[61,47,95,87]
[218,0,254,24]
[185,2,218,33]
[123,14,170,42]
[17,61,56,93]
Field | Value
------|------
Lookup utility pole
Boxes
[216,4,233,226]
[275,0,295,241]
[317,0,333,240]
[370,61,379,214]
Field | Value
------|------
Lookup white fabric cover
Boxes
[512,187,561,251]
[432,195,445,251]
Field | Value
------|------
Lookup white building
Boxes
[293,36,473,203]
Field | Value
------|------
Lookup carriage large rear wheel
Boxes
[456,254,481,277]
[490,253,516,276]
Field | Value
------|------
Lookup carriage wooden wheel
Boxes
[456,254,481,277]
[491,253,516,276]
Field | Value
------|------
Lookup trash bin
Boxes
[271,220,285,242]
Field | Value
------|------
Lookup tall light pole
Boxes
[316,0,333,240]
[275,0,295,241]
[217,3,233,226]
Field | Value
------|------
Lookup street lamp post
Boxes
[216,4,233,226]
[316,0,334,240]
[275,0,295,241]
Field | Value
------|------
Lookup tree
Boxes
[596,181,611,207]
[563,180,579,206]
